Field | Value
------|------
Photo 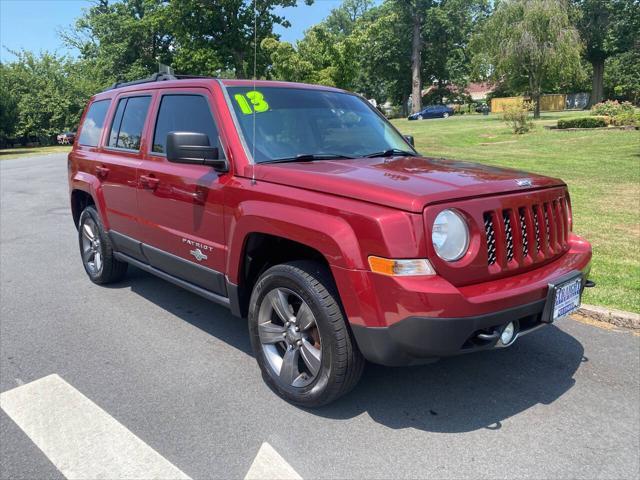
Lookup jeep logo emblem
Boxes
[516,179,533,187]
[190,248,208,262]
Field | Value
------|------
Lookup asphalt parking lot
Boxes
[1,154,639,479]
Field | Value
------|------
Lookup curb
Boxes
[577,304,640,330]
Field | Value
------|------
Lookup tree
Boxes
[64,0,313,81]
[572,0,640,105]
[604,48,640,103]
[0,51,86,143]
[61,0,173,84]
[473,0,583,118]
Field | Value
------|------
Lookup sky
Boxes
[0,0,344,62]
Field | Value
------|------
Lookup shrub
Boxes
[557,116,608,129]
[590,100,635,117]
[503,100,534,134]
[609,111,640,126]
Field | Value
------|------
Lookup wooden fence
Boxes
[491,94,567,113]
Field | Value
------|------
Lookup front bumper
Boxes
[352,296,558,366]
[333,235,592,366]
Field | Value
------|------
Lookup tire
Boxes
[418,114,423,120]
[443,112,450,118]
[78,205,127,284]
[248,261,364,407]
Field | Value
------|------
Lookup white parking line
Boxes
[244,442,302,480]
[0,374,190,480]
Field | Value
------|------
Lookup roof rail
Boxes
[101,72,207,92]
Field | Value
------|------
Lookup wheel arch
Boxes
[69,172,108,229]
[226,202,365,319]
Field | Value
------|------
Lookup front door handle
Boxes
[140,174,159,190]
[95,165,109,178]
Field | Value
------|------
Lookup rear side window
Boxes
[108,96,151,151]
[78,99,111,147]
[152,95,220,154]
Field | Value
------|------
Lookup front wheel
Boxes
[418,114,424,120]
[248,261,364,407]
[443,112,450,118]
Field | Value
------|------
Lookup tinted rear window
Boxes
[108,96,151,150]
[152,95,219,154]
[78,99,111,147]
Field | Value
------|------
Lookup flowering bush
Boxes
[590,100,635,117]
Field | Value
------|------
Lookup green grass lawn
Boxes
[392,111,640,313]
[0,145,72,160]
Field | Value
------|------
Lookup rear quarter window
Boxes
[108,96,151,151]
[78,99,111,147]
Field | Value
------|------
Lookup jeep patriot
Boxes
[68,74,593,406]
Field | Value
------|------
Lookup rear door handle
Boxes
[140,174,160,190]
[95,166,109,178]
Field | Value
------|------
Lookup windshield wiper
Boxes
[364,148,417,158]
[262,153,357,164]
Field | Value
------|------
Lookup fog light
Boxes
[500,322,516,345]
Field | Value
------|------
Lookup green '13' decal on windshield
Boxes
[234,91,270,114]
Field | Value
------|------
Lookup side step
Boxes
[114,252,231,309]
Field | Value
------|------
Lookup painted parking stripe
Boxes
[0,374,190,480]
[244,442,302,480]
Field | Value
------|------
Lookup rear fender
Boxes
[70,172,109,229]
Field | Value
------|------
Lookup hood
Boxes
[252,156,565,213]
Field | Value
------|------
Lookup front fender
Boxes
[226,200,364,283]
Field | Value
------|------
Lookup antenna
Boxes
[251,0,257,185]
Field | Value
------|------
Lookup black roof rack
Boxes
[101,73,215,92]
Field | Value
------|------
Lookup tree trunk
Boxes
[533,91,541,119]
[233,51,246,79]
[410,10,422,114]
[590,59,605,107]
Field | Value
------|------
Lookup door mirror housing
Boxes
[404,135,415,146]
[166,132,228,172]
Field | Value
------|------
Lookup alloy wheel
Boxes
[258,288,322,388]
[81,218,103,275]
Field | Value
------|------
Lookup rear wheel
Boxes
[248,261,364,407]
[443,112,450,118]
[78,206,127,284]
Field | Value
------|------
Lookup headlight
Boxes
[432,209,469,261]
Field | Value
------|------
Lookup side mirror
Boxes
[166,131,228,172]
[404,135,415,146]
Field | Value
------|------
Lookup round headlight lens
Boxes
[432,209,469,261]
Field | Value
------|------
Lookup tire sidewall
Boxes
[248,266,338,405]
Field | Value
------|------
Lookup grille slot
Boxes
[519,208,528,258]
[544,203,551,248]
[503,210,514,262]
[533,205,541,252]
[484,213,497,265]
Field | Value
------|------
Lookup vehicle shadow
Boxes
[111,267,584,434]
[109,266,253,356]
[317,325,584,433]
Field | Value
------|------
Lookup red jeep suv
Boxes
[68,74,593,407]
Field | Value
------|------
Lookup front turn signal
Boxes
[368,256,436,276]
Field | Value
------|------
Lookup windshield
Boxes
[226,86,414,163]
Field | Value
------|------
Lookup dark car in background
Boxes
[408,105,454,120]
[57,131,76,145]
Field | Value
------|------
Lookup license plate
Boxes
[552,277,582,320]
